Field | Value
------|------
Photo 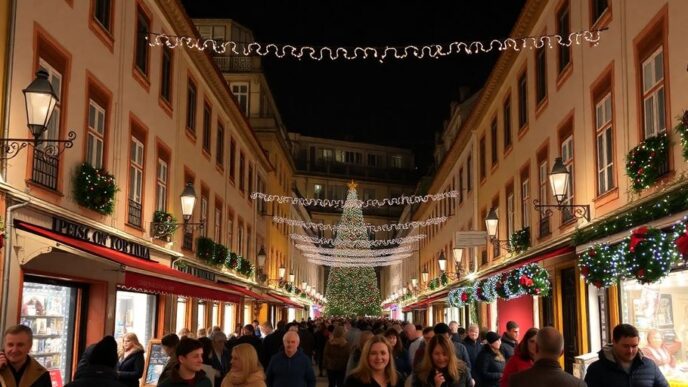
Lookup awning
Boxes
[15,220,242,303]
[479,246,574,280]
[267,292,303,309]
[221,283,266,300]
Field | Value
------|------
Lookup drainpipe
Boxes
[0,199,29,334]
[1,0,17,180]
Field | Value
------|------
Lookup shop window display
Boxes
[621,270,688,382]
[176,297,188,334]
[115,291,156,351]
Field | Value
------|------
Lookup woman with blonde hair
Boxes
[412,335,470,387]
[116,333,145,387]
[344,335,401,387]
[221,343,266,387]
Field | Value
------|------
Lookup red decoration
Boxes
[461,292,468,302]
[676,231,688,258]
[629,226,649,253]
[588,249,597,257]
[636,268,646,278]
[519,275,533,287]
[581,266,590,277]
[593,280,603,288]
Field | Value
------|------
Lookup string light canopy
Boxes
[146,29,606,63]
[273,215,447,232]
[251,191,459,208]
[290,233,427,247]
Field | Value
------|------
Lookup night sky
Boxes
[181,1,526,173]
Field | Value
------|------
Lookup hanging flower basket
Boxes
[225,252,239,270]
[625,133,669,192]
[73,163,118,215]
[578,243,625,288]
[624,226,678,284]
[152,210,178,240]
[196,237,215,263]
[236,256,254,277]
[674,111,688,161]
[509,227,531,254]
[213,243,228,265]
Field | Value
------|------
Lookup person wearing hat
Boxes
[474,332,505,387]
[65,336,125,387]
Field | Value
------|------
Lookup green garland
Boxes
[152,210,178,239]
[196,237,215,262]
[473,277,497,303]
[518,263,551,297]
[236,256,254,277]
[225,252,239,270]
[624,226,678,284]
[572,183,688,245]
[73,163,118,215]
[578,243,626,288]
[625,132,669,192]
[214,244,228,265]
[674,111,688,161]
[509,227,531,254]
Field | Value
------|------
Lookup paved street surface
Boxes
[314,364,328,387]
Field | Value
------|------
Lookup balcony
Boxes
[212,55,261,73]
[128,199,142,227]
[31,149,59,191]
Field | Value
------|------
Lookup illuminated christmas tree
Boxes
[324,181,382,316]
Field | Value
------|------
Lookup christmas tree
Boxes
[324,181,382,316]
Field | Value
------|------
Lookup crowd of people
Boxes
[0,318,672,387]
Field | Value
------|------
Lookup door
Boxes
[21,277,81,385]
[561,267,579,374]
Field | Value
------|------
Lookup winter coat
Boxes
[158,366,212,387]
[474,345,505,387]
[391,349,411,378]
[509,358,586,387]
[413,340,472,370]
[499,350,532,387]
[324,338,351,371]
[158,358,178,385]
[116,349,145,387]
[220,370,266,387]
[265,348,316,387]
[584,345,668,387]
[260,330,285,369]
[499,334,516,362]
[65,365,126,387]
[463,337,482,378]
[343,372,403,387]
[298,329,316,358]
[0,356,53,387]
[228,336,264,369]
[411,365,471,387]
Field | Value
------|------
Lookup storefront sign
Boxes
[51,217,150,260]
[177,264,216,282]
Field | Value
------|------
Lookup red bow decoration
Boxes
[636,268,646,278]
[461,292,468,302]
[676,230,688,258]
[581,266,590,277]
[629,226,649,253]
[519,275,534,287]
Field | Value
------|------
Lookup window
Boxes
[539,159,550,236]
[202,103,211,153]
[314,184,323,199]
[458,168,464,204]
[345,151,355,164]
[591,0,609,25]
[595,93,615,195]
[134,7,150,76]
[156,158,168,211]
[239,153,245,192]
[503,97,512,149]
[479,137,486,180]
[128,137,144,227]
[223,304,236,335]
[246,226,252,258]
[216,123,224,166]
[198,25,226,42]
[211,303,219,328]
[492,205,500,257]
[390,155,403,168]
[197,302,206,330]
[247,163,254,195]
[507,189,515,238]
[367,154,377,166]
[490,119,498,166]
[237,223,244,256]
[214,206,222,243]
[641,47,666,139]
[115,291,156,353]
[229,139,236,181]
[536,46,547,104]
[175,298,187,334]
[521,173,530,229]
[518,71,528,128]
[201,190,209,237]
[257,178,266,214]
[561,135,574,222]
[93,0,112,32]
[230,82,249,116]
[36,60,62,147]
[557,2,571,73]
[320,148,333,161]
[160,46,173,103]
[87,99,105,169]
[186,79,197,133]
[335,150,345,163]
[466,155,472,192]
[227,210,234,249]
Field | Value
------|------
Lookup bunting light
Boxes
[273,215,448,232]
[308,259,402,267]
[147,29,606,63]
[295,244,412,256]
[304,253,413,262]
[251,191,459,207]
[290,233,427,247]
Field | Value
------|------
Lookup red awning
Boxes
[267,293,303,309]
[16,220,242,303]
[222,283,266,300]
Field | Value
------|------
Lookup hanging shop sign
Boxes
[51,217,150,260]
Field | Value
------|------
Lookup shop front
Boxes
[6,214,246,385]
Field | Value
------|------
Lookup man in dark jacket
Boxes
[500,321,519,361]
[584,324,668,387]
[157,333,180,385]
[266,331,316,387]
[509,327,586,387]
[464,324,482,379]
[262,320,286,367]
[295,323,315,360]
[66,336,125,387]
[0,324,53,387]
[159,337,211,387]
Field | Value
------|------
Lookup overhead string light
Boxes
[147,28,606,63]
[290,233,427,247]
[308,259,402,267]
[251,191,459,208]
[304,253,412,263]
[295,244,412,256]
[273,215,447,232]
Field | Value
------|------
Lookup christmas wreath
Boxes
[73,162,118,215]
[196,237,215,262]
[517,263,550,296]
[673,220,688,260]
[473,277,497,303]
[624,226,678,284]
[509,227,531,254]
[674,111,688,161]
[449,287,473,307]
[625,132,669,192]
[213,243,228,265]
[236,257,254,277]
[495,271,522,299]
[578,243,625,288]
[152,210,178,239]
[224,252,239,270]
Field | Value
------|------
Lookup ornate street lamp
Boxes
[484,208,512,251]
[151,183,206,237]
[533,157,590,221]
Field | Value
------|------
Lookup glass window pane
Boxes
[657,88,666,132]
[655,50,664,81]
[115,291,156,352]
[175,298,187,335]
[644,97,655,138]
[643,60,654,92]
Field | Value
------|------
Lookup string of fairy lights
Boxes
[273,215,447,232]
[289,233,427,247]
[251,191,459,208]
[147,28,606,63]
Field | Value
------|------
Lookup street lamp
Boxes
[421,269,429,283]
[411,278,418,287]
[533,157,590,221]
[289,272,295,283]
[278,265,286,279]
[485,208,512,252]
[2,70,77,159]
[151,183,206,238]
[257,247,267,268]
[438,251,447,272]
